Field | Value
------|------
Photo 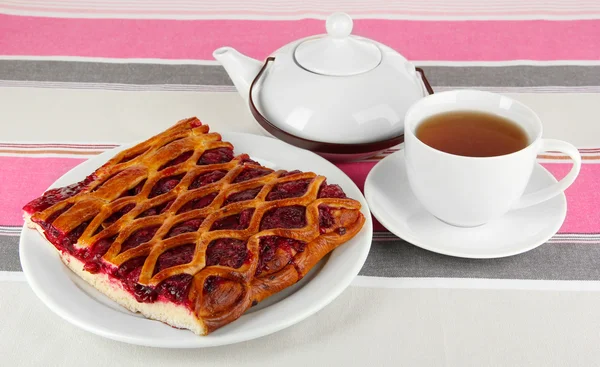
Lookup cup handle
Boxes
[512,139,581,210]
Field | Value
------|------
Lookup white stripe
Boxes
[352,276,600,291]
[0,55,221,65]
[1,7,600,20]
[0,232,21,237]
[3,56,600,67]
[0,271,26,282]
[3,80,600,95]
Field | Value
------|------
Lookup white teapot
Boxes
[214,12,432,158]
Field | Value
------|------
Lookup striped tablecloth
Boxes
[2,1,600,366]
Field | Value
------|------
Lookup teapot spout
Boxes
[213,47,263,103]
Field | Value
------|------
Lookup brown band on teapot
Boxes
[248,57,434,155]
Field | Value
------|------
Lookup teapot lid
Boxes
[294,13,382,76]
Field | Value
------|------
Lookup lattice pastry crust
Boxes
[23,117,365,335]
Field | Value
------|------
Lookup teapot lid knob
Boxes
[294,12,381,76]
[326,12,353,39]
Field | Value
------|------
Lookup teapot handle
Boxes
[248,56,276,133]
[415,67,434,95]
[247,57,434,154]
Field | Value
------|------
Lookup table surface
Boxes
[2,1,600,366]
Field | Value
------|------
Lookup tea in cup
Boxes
[404,90,581,227]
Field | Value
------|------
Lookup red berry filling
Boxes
[210,209,254,231]
[157,274,194,304]
[118,149,147,164]
[318,205,335,233]
[158,151,193,171]
[120,179,146,198]
[233,168,271,183]
[189,170,227,190]
[154,243,195,274]
[318,182,346,199]
[103,203,136,226]
[136,200,173,218]
[60,221,90,250]
[114,257,158,303]
[197,148,234,165]
[148,174,184,198]
[23,175,95,214]
[256,236,306,276]
[120,225,160,253]
[82,236,115,273]
[165,219,203,239]
[280,170,302,178]
[224,187,262,206]
[206,239,248,268]
[266,179,311,201]
[177,193,218,214]
[260,206,306,230]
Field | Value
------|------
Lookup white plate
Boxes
[364,150,566,259]
[19,132,372,348]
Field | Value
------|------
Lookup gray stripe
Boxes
[359,240,600,281]
[2,60,600,87]
[424,65,600,87]
[0,236,21,272]
[4,233,600,280]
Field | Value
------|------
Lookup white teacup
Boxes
[404,90,581,227]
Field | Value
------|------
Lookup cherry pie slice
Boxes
[23,117,365,335]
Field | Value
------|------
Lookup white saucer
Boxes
[364,150,567,259]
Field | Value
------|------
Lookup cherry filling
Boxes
[205,238,248,268]
[148,174,184,198]
[120,179,146,198]
[165,219,203,239]
[280,170,302,177]
[189,170,227,190]
[256,236,306,276]
[114,257,157,303]
[224,187,262,206]
[82,236,115,273]
[23,174,96,214]
[158,151,193,171]
[60,221,90,251]
[233,168,271,183]
[177,193,218,214]
[318,205,336,233]
[238,155,260,165]
[197,148,234,165]
[118,149,147,164]
[260,206,306,230]
[136,200,173,218]
[120,225,160,253]
[157,274,194,304]
[102,203,136,227]
[266,179,311,201]
[210,209,254,231]
[318,182,346,199]
[154,243,195,274]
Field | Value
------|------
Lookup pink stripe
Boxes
[1,15,599,61]
[337,161,600,234]
[543,163,600,234]
[2,157,599,236]
[0,157,85,225]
